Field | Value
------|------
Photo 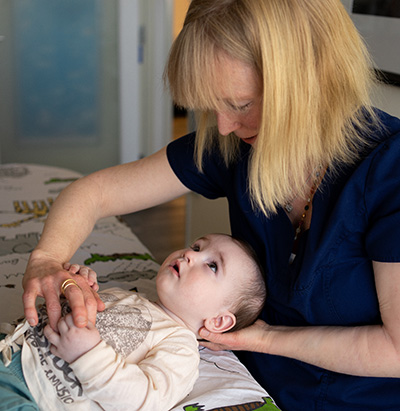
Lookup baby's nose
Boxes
[183,249,198,264]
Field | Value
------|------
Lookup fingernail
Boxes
[27,318,36,326]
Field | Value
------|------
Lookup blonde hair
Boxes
[166,0,379,215]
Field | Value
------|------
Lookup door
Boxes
[0,0,122,174]
[0,0,173,175]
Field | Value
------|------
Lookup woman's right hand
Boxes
[63,263,99,292]
[22,148,187,332]
[22,250,105,331]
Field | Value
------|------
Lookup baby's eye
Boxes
[190,244,200,252]
[208,261,218,273]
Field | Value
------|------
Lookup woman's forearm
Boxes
[257,262,400,378]
[33,174,104,263]
[267,323,400,378]
[33,147,189,263]
[200,320,400,378]
[33,177,101,262]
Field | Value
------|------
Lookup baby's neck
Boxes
[154,300,201,338]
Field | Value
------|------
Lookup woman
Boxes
[23,0,400,409]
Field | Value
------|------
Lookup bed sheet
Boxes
[0,163,281,411]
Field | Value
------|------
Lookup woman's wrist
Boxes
[28,246,70,269]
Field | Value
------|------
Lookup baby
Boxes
[1,234,266,410]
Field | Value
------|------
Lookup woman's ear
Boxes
[204,311,236,334]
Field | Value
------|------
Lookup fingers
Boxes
[199,327,230,343]
[42,286,63,331]
[23,255,102,332]
[24,262,101,330]
[44,324,60,346]
[93,291,106,315]
[56,313,76,335]
[23,274,63,330]
[62,277,89,327]
[63,263,83,275]
[198,327,232,351]
[45,315,77,356]
[199,340,229,351]
[63,262,72,271]
[86,267,99,291]
[64,313,75,327]
[24,258,72,330]
[200,320,270,353]
[62,275,104,327]
[61,267,102,325]
[22,289,40,327]
[198,326,247,351]
[63,263,99,291]
[44,321,65,358]
[84,287,104,325]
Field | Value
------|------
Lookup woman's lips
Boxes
[240,135,257,145]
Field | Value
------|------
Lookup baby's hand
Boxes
[63,263,99,291]
[44,313,101,363]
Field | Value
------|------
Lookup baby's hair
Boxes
[223,235,266,332]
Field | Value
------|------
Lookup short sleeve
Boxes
[365,134,400,262]
[166,133,231,199]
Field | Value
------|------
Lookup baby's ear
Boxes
[204,311,236,334]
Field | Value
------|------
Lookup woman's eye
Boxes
[237,102,251,111]
[229,102,251,112]
[190,244,200,252]
[208,262,218,273]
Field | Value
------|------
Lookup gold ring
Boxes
[60,279,80,296]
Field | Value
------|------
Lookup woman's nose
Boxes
[215,111,241,136]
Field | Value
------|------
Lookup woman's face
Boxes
[214,54,263,145]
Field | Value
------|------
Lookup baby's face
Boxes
[156,234,250,329]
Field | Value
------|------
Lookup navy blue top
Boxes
[167,110,400,410]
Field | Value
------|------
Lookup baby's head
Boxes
[156,233,266,337]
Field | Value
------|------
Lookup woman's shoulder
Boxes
[372,109,400,143]
[366,110,400,162]
[377,109,400,127]
[350,109,400,175]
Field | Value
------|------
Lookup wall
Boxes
[341,0,400,117]
[373,83,400,118]
[173,0,189,39]
[119,0,173,164]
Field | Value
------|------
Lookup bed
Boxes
[0,163,281,410]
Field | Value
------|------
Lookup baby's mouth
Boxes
[171,261,180,277]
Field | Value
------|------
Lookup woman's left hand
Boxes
[199,319,270,352]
